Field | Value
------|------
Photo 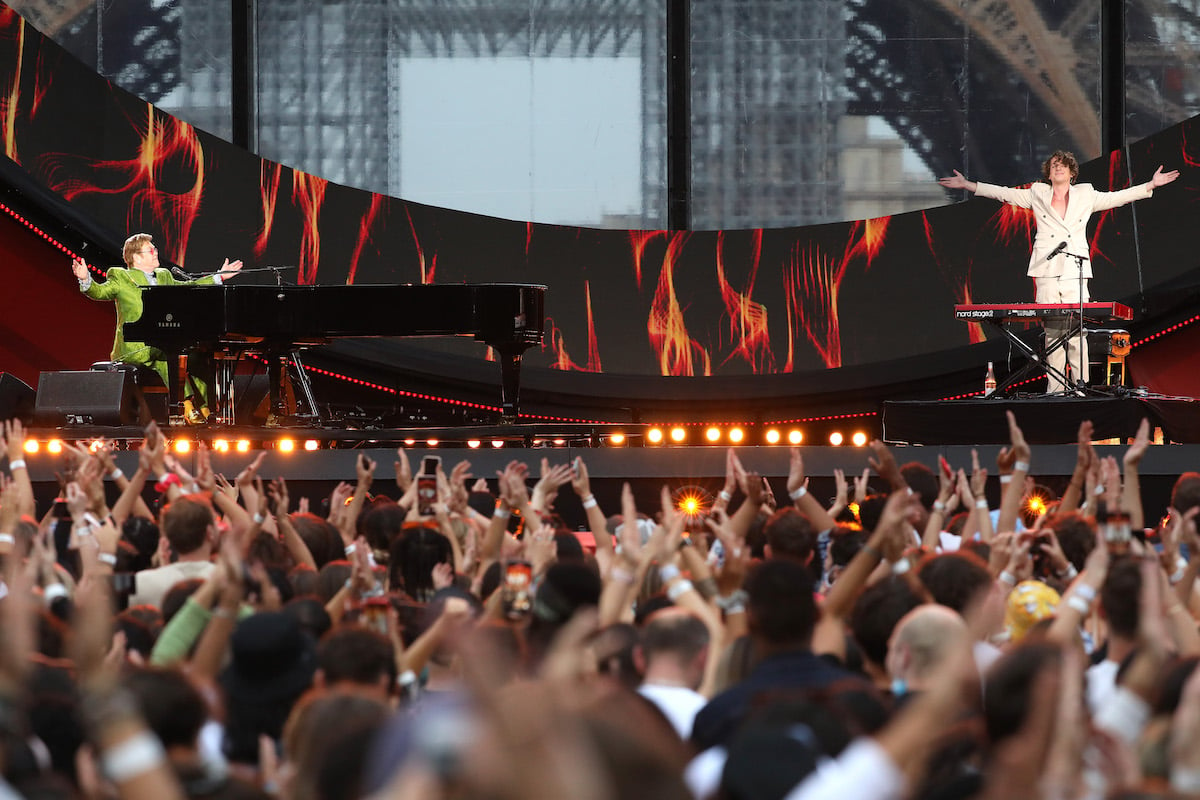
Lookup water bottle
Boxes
[984,362,997,396]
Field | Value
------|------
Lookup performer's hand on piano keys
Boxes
[218,258,244,277]
[1150,165,1180,188]
[71,256,89,281]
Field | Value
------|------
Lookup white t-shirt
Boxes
[638,683,707,740]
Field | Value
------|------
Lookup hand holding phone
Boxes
[417,456,441,516]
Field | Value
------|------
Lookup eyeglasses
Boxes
[139,244,158,255]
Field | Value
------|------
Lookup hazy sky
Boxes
[397,57,643,226]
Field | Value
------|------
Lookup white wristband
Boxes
[610,566,635,585]
[892,557,912,576]
[974,498,989,509]
[109,468,124,480]
[1066,595,1091,615]
[667,579,694,602]
[344,543,357,556]
[253,512,266,524]
[8,458,25,471]
[43,583,69,603]
[932,500,946,513]
[999,570,1017,587]
[0,533,13,545]
[1074,583,1097,602]
[1172,766,1200,794]
[718,489,732,503]
[97,553,117,566]
[494,507,511,520]
[100,732,166,783]
[1095,484,1105,495]
[582,495,598,509]
[999,474,1012,484]
[1014,460,1029,473]
[789,485,808,501]
[659,563,682,583]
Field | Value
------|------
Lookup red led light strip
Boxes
[1132,314,1200,347]
[0,201,77,258]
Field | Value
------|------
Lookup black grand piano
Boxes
[123,283,546,423]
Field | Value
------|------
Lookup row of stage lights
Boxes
[642,426,872,447]
[18,428,874,454]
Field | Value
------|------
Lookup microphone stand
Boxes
[1064,250,1089,395]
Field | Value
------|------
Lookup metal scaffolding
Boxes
[21,0,1200,227]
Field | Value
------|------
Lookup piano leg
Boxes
[495,344,524,423]
[213,357,237,425]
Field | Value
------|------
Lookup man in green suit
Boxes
[72,233,243,422]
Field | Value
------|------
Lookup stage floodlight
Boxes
[669,427,686,443]
[851,431,868,447]
[788,430,803,445]
[609,432,626,446]
[278,438,295,453]
[647,428,664,444]
[829,432,844,446]
[236,439,251,453]
[729,427,745,444]
[23,439,38,454]
[47,439,63,454]
[467,440,481,449]
[765,429,781,445]
[304,440,320,451]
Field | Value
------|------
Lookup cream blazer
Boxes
[974,180,1153,278]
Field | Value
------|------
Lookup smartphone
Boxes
[501,559,532,620]
[361,595,390,635]
[417,456,440,516]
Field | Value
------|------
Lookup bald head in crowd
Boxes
[886,604,967,695]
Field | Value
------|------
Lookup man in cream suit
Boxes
[72,233,243,421]
[939,152,1179,393]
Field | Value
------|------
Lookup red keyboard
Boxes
[954,302,1133,322]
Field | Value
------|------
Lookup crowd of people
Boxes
[1,410,1200,800]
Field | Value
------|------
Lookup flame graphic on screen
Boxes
[292,170,326,284]
[404,205,433,283]
[347,193,386,285]
[46,105,207,263]
[1,14,23,161]
[715,230,774,372]
[844,216,890,269]
[647,232,711,376]
[256,162,282,258]
[630,230,668,289]
[786,242,843,369]
[545,281,602,372]
[990,200,1035,245]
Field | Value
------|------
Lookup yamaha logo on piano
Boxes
[157,313,182,329]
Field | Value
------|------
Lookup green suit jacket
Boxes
[82,267,216,363]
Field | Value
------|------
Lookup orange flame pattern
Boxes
[347,193,386,285]
[291,170,326,284]
[256,161,282,259]
[715,229,774,372]
[647,232,711,376]
[46,104,206,265]
[792,243,843,368]
[843,216,889,269]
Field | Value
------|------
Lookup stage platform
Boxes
[883,395,1200,445]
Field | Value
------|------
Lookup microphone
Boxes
[169,266,195,281]
[1045,241,1068,262]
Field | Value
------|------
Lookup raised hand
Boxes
[1124,418,1151,467]
[1150,165,1180,188]
[71,255,89,281]
[937,169,971,190]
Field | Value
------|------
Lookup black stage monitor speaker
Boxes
[0,373,35,423]
[35,371,137,426]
